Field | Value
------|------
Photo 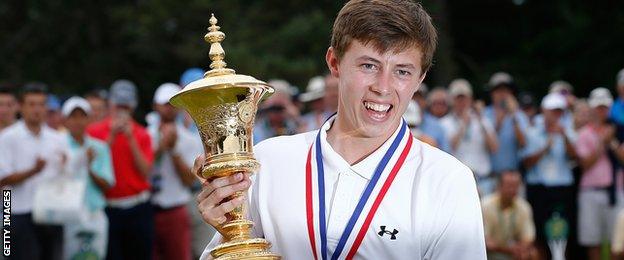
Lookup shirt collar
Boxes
[317,115,406,180]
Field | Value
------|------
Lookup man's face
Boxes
[453,95,472,113]
[64,109,89,137]
[20,93,47,125]
[544,108,563,124]
[86,97,108,122]
[428,91,448,118]
[326,40,425,138]
[155,103,178,123]
[0,94,17,123]
[595,105,610,122]
[490,87,511,105]
[499,172,520,201]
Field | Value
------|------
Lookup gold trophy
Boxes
[169,14,280,260]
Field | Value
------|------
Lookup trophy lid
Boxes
[170,14,272,107]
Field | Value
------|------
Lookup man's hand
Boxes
[159,123,178,151]
[193,155,251,230]
[32,157,47,175]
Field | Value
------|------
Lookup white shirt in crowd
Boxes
[201,118,486,260]
[440,112,495,177]
[148,124,202,208]
[0,121,67,214]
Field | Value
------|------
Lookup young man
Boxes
[0,86,18,132]
[575,88,620,260]
[0,83,67,260]
[87,79,155,260]
[440,78,498,196]
[61,97,114,259]
[521,93,577,259]
[482,170,537,260]
[149,83,201,259]
[196,1,485,259]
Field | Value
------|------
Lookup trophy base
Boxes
[211,237,281,260]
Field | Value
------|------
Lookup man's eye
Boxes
[361,63,376,71]
[397,70,412,76]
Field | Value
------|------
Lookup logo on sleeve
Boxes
[378,226,398,240]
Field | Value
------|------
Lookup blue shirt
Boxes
[520,124,575,187]
[420,112,450,152]
[483,107,529,173]
[66,135,115,211]
[610,98,624,141]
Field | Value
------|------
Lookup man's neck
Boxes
[71,133,85,145]
[326,115,395,165]
[499,197,513,210]
[25,120,42,135]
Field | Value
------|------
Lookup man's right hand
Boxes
[193,155,252,230]
[31,158,46,175]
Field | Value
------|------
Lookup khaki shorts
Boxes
[578,189,618,246]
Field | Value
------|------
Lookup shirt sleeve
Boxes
[519,129,540,159]
[0,134,13,179]
[575,129,594,159]
[518,201,536,243]
[426,166,487,259]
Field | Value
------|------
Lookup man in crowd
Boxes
[300,75,334,131]
[84,88,109,123]
[521,92,577,259]
[149,83,201,259]
[482,170,537,260]
[426,86,449,119]
[0,83,67,259]
[610,68,624,141]
[412,83,449,152]
[575,88,620,260]
[483,72,529,175]
[87,79,155,260]
[46,94,64,131]
[196,0,485,258]
[0,86,18,132]
[253,79,303,143]
[441,78,498,196]
[61,97,114,259]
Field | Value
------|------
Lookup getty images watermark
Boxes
[3,190,10,256]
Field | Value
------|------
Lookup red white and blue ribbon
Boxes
[305,120,413,260]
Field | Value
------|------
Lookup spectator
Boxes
[0,86,18,132]
[483,72,529,174]
[299,76,333,131]
[537,80,574,130]
[61,97,114,259]
[441,79,498,196]
[412,83,450,152]
[518,92,538,127]
[573,99,591,130]
[482,170,537,260]
[404,100,437,147]
[87,79,155,260]
[253,79,302,143]
[84,88,109,123]
[610,68,624,141]
[520,92,577,259]
[149,83,200,260]
[575,88,620,260]
[427,86,449,119]
[0,83,67,260]
[47,94,64,132]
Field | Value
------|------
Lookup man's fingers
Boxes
[210,173,244,190]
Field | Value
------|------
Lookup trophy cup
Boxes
[169,14,280,260]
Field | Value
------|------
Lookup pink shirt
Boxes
[575,125,612,188]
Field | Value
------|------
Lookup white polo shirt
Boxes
[201,118,486,259]
[0,121,68,214]
[148,124,202,208]
[440,112,495,177]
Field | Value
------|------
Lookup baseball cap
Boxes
[617,68,624,87]
[62,96,92,117]
[541,93,567,110]
[153,83,181,105]
[267,79,294,96]
[299,76,325,102]
[109,79,138,108]
[488,72,514,91]
[47,94,61,111]
[549,80,573,95]
[448,79,473,98]
[180,68,205,87]
[588,87,613,108]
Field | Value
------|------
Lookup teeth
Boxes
[364,101,391,112]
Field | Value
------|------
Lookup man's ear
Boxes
[326,47,340,78]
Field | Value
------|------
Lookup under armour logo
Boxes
[378,225,398,240]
